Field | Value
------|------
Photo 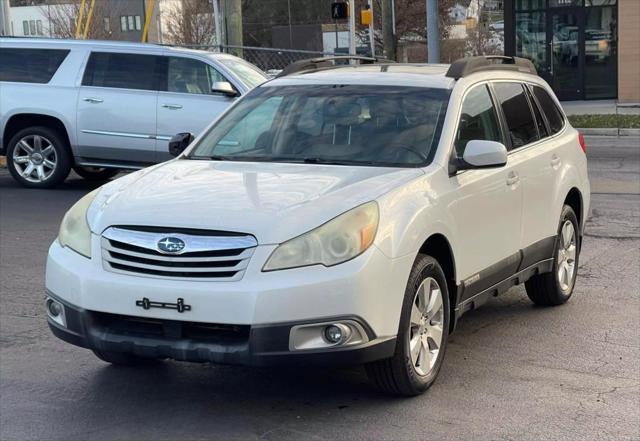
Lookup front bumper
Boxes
[47,292,396,367]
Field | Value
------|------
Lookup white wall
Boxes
[9,6,55,37]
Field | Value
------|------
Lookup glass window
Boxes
[120,16,126,32]
[531,85,565,134]
[189,85,450,167]
[586,0,616,5]
[22,20,28,35]
[493,83,539,149]
[29,20,36,35]
[526,87,548,138]
[217,58,267,89]
[516,0,546,10]
[166,57,229,95]
[36,20,43,35]
[549,0,583,6]
[584,6,617,99]
[82,52,160,91]
[0,48,70,83]
[515,12,546,73]
[104,17,110,32]
[127,16,134,31]
[135,16,142,31]
[454,85,502,157]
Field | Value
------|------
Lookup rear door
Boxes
[155,56,239,162]
[76,51,162,165]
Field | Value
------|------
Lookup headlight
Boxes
[263,202,379,271]
[58,189,99,258]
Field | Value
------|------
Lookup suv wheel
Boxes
[7,126,71,188]
[73,166,120,182]
[366,255,450,396]
[525,205,580,306]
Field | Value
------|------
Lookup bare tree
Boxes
[39,0,121,40]
[163,0,216,46]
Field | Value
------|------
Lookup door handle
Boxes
[162,104,183,110]
[83,97,103,104]
[506,171,520,187]
[551,154,561,168]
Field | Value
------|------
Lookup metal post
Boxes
[0,0,10,36]
[141,0,155,43]
[75,0,87,39]
[368,0,375,57]
[348,0,356,60]
[426,0,439,63]
[82,0,96,39]
[213,0,222,48]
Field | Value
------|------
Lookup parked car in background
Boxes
[0,38,267,188]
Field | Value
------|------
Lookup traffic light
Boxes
[361,6,372,25]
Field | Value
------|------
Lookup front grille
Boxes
[101,227,257,281]
[90,311,250,344]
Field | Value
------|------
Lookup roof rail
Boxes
[445,55,537,79]
[276,55,393,78]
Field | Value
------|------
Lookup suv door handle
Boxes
[162,104,183,110]
[83,97,103,104]
[551,154,561,168]
[506,171,520,187]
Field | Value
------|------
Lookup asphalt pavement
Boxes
[0,136,638,441]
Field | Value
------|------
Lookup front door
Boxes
[547,8,584,101]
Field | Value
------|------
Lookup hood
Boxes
[89,159,423,244]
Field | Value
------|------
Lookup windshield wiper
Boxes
[300,157,378,166]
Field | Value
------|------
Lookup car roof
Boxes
[267,63,456,89]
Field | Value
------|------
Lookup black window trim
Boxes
[527,83,567,137]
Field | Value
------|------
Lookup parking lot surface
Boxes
[1,136,638,441]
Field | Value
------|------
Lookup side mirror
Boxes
[211,81,239,98]
[168,132,194,157]
[449,140,508,175]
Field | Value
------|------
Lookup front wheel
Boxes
[366,255,450,396]
[73,166,120,182]
[525,205,580,306]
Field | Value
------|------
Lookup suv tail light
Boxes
[578,133,587,154]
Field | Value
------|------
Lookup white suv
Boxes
[0,38,266,188]
[45,56,590,396]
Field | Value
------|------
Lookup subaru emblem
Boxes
[157,237,186,254]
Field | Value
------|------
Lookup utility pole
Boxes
[0,0,10,36]
[426,0,439,63]
[367,0,375,58]
[212,0,222,48]
[348,0,356,60]
[381,0,396,60]
[224,0,243,56]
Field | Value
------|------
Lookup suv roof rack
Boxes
[445,55,537,79]
[276,55,393,78]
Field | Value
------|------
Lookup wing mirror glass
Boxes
[168,132,194,157]
[450,140,507,174]
[211,81,239,97]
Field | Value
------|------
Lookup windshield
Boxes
[189,85,450,167]
[218,58,267,88]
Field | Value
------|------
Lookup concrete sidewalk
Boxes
[562,99,640,116]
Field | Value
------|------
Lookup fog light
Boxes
[45,297,66,328]
[324,324,351,344]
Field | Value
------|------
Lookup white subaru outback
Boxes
[46,56,590,396]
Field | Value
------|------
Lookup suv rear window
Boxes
[0,48,69,84]
[82,52,161,91]
[493,82,539,149]
[531,85,565,135]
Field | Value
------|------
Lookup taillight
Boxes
[578,132,587,154]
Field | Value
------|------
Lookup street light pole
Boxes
[426,0,439,63]
[348,0,356,61]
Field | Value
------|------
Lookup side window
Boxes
[493,82,539,149]
[215,97,283,155]
[167,57,230,95]
[0,48,70,84]
[454,85,502,156]
[82,52,160,91]
[532,85,565,135]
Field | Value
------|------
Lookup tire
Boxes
[6,126,72,188]
[525,205,580,306]
[366,255,450,396]
[73,166,120,182]
[92,350,160,366]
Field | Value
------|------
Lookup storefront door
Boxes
[546,8,585,100]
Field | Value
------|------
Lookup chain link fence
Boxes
[175,44,336,74]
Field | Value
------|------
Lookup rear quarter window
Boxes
[0,48,70,84]
[531,85,565,135]
[82,52,161,91]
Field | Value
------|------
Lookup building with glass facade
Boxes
[504,0,639,103]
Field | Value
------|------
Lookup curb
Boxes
[576,128,640,136]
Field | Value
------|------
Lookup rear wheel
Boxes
[366,255,450,396]
[73,166,120,182]
[7,126,71,188]
[525,205,580,306]
[92,350,160,366]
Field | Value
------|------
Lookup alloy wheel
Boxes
[12,135,57,183]
[557,220,577,291]
[409,277,444,376]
